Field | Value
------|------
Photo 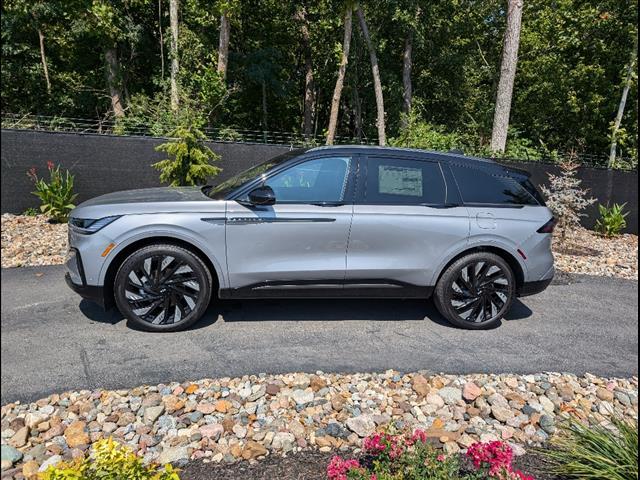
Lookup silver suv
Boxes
[65,146,555,332]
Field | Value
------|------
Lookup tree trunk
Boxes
[490,0,523,153]
[326,7,353,145]
[105,47,125,117]
[37,28,52,95]
[169,0,180,110]
[262,80,268,135]
[217,11,230,81]
[353,56,363,142]
[401,32,413,129]
[158,0,165,79]
[356,7,386,146]
[609,35,638,168]
[295,6,315,137]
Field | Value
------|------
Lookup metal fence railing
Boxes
[2,112,636,171]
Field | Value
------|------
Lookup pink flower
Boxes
[47,161,54,170]
[437,454,446,462]
[327,456,361,480]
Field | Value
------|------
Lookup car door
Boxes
[345,154,470,295]
[225,155,356,297]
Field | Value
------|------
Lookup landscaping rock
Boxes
[0,371,636,472]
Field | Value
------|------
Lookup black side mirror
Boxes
[248,185,276,206]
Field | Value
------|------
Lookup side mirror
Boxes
[248,185,276,206]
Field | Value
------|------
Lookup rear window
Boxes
[363,157,446,205]
[450,164,539,206]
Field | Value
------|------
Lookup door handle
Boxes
[310,202,346,207]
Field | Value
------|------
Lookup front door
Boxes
[225,155,356,297]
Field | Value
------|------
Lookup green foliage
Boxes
[114,89,207,137]
[40,437,181,480]
[153,126,222,186]
[540,415,638,480]
[390,113,465,152]
[27,162,77,223]
[595,202,629,237]
[22,207,39,216]
[1,0,637,157]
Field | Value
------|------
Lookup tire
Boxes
[114,244,213,332]
[434,252,515,330]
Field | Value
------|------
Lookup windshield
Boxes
[204,149,306,199]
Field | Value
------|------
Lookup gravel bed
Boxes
[553,227,638,280]
[1,371,637,477]
[1,215,67,268]
[2,214,638,280]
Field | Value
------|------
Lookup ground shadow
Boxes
[78,296,534,332]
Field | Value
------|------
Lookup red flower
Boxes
[26,167,37,181]
[47,161,55,170]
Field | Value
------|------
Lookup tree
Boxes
[216,1,232,81]
[541,159,595,242]
[153,125,221,186]
[294,4,315,137]
[490,0,523,153]
[169,0,180,110]
[355,6,386,145]
[326,5,353,145]
[609,34,638,167]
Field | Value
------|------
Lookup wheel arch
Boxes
[102,236,221,310]
[434,245,525,290]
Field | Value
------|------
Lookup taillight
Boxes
[537,217,557,234]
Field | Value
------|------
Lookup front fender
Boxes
[97,218,228,290]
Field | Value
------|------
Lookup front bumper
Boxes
[65,247,109,309]
[65,273,108,308]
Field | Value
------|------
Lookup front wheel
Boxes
[434,252,515,330]
[114,244,213,332]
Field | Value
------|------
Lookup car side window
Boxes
[264,157,351,203]
[362,157,446,205]
[450,164,538,206]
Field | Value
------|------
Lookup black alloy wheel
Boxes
[434,252,515,330]
[114,244,212,332]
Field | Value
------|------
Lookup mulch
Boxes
[178,449,562,480]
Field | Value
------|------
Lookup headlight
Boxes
[70,215,121,234]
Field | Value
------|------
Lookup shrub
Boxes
[540,159,595,242]
[539,415,638,480]
[326,430,533,480]
[153,125,222,186]
[40,437,180,480]
[595,203,629,237]
[27,161,77,223]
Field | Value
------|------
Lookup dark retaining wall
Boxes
[1,129,637,233]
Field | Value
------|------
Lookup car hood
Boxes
[78,187,209,207]
[71,186,224,218]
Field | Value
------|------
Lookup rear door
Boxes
[225,155,356,296]
[345,155,470,294]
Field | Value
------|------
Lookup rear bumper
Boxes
[65,273,108,308]
[517,276,553,297]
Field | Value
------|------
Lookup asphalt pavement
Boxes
[1,265,637,404]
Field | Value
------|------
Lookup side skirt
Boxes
[219,279,434,299]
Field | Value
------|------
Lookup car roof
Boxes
[305,145,498,167]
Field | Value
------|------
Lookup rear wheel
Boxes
[434,252,515,330]
[114,244,212,332]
